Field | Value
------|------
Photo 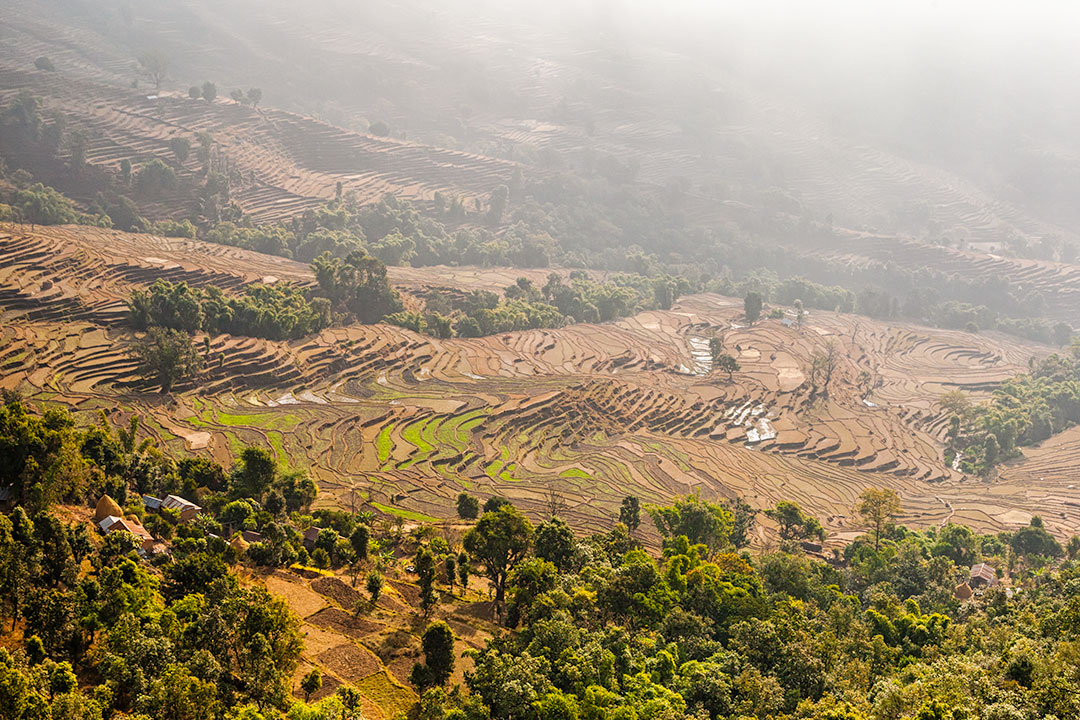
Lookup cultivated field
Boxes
[3,223,1073,542]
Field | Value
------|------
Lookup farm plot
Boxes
[1,224,1073,539]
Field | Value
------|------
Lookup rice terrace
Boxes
[1,224,1074,539]
[3,2,1080,719]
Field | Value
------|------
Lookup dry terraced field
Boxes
[2,224,1075,543]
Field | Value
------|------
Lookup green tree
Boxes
[808,340,839,397]
[169,136,191,165]
[416,547,438,616]
[130,327,204,393]
[444,554,457,595]
[744,291,763,323]
[300,669,322,702]
[715,353,740,381]
[534,517,575,571]
[619,495,641,531]
[765,501,825,543]
[366,570,384,604]
[349,525,369,561]
[463,504,533,603]
[248,88,263,108]
[728,497,757,549]
[410,621,455,689]
[456,551,470,592]
[230,446,277,499]
[709,337,725,363]
[856,487,901,551]
[456,491,480,520]
[202,81,217,102]
[136,50,169,91]
[648,494,733,552]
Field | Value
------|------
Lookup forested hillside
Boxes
[2,397,1079,719]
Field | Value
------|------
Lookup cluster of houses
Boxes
[92,491,325,559]
[93,492,202,556]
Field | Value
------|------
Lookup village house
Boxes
[142,493,202,522]
[95,495,166,555]
[969,562,998,590]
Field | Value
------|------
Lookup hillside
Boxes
[4,223,1075,542]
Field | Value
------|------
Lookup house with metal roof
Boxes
[160,494,202,522]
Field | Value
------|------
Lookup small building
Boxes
[160,494,201,522]
[240,530,263,544]
[302,526,320,550]
[142,495,163,511]
[98,514,158,554]
[969,563,998,589]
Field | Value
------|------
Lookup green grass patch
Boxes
[356,671,416,718]
[267,431,288,465]
[376,424,395,466]
[371,502,440,523]
[401,418,434,455]
[560,468,591,479]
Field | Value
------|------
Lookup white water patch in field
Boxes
[745,417,776,444]
[275,392,298,405]
[463,372,484,380]
[377,372,388,385]
[688,336,712,376]
[298,390,327,404]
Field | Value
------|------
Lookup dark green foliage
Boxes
[534,517,576,571]
[463,503,533,603]
[483,496,511,514]
[128,279,330,340]
[456,491,480,520]
[744,291,763,323]
[715,353,740,380]
[169,136,192,164]
[410,621,455,689]
[366,570,384,603]
[349,524,370,561]
[619,495,641,531]
[301,668,322,701]
[130,326,204,392]
[4,183,102,225]
[648,493,733,552]
[312,250,403,324]
[946,351,1080,474]
[1011,516,1063,558]
[134,159,178,197]
[416,546,438,616]
[765,501,825,543]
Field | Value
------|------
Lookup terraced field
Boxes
[0,63,515,222]
[3,223,1073,543]
[250,566,498,720]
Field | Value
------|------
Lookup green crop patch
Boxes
[371,502,440,523]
